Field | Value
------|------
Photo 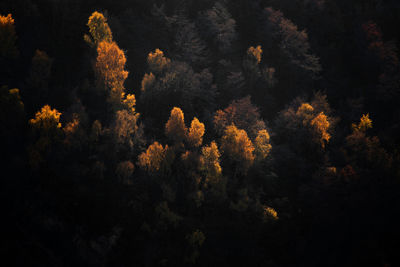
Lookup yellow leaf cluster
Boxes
[352,113,372,132]
[29,105,62,130]
[247,45,262,64]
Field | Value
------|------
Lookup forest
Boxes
[1,0,400,266]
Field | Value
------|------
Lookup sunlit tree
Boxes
[220,124,255,173]
[199,141,226,199]
[186,117,205,148]
[0,14,18,58]
[352,113,372,132]
[147,48,170,74]
[95,41,128,105]
[165,107,187,144]
[28,105,62,169]
[84,11,112,47]
[138,141,168,174]
[310,112,331,148]
[254,129,272,161]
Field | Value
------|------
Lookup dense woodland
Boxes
[1,0,400,266]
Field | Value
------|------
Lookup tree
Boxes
[141,72,155,92]
[147,48,170,74]
[243,45,262,85]
[199,2,237,53]
[140,57,216,123]
[116,161,135,185]
[27,50,53,94]
[199,141,226,199]
[220,124,255,173]
[165,107,187,144]
[352,113,372,133]
[28,105,62,169]
[84,11,112,47]
[254,129,272,161]
[185,230,206,264]
[95,41,128,106]
[213,96,266,138]
[174,17,209,68]
[138,142,169,174]
[0,14,18,59]
[113,109,139,151]
[310,112,331,148]
[186,117,205,148]
[0,86,24,152]
[263,7,321,78]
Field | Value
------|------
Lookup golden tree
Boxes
[186,117,205,148]
[165,107,187,144]
[0,14,18,58]
[199,141,226,199]
[147,48,170,74]
[310,112,331,148]
[352,113,372,132]
[199,141,222,179]
[84,11,112,47]
[29,105,62,132]
[95,41,128,105]
[254,129,272,161]
[138,142,168,174]
[28,105,62,169]
[220,124,255,172]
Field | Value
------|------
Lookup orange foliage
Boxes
[29,105,62,131]
[141,72,155,92]
[95,41,128,92]
[147,48,170,73]
[165,107,187,143]
[247,45,262,64]
[220,124,255,172]
[310,112,331,148]
[254,129,272,161]
[85,11,112,47]
[0,14,18,58]
[186,117,205,147]
[138,142,168,173]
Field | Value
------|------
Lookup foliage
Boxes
[186,117,205,148]
[84,11,112,47]
[220,124,255,173]
[165,107,187,144]
[0,14,18,58]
